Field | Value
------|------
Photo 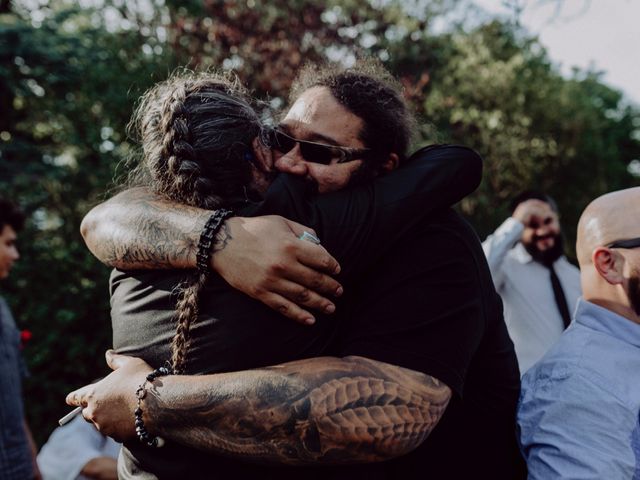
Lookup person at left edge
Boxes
[0,198,41,480]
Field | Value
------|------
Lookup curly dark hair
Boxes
[289,58,416,179]
[0,198,25,233]
[128,71,268,373]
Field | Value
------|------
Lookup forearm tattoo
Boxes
[88,188,213,269]
[145,356,452,465]
[213,220,232,254]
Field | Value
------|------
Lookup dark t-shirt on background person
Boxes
[0,296,35,480]
[109,146,523,478]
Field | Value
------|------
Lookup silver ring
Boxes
[299,231,321,244]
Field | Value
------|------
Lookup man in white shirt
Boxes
[37,415,119,480]
[482,191,581,375]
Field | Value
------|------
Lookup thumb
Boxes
[105,349,129,371]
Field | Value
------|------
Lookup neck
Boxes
[585,296,640,325]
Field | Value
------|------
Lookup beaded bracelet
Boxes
[195,209,234,276]
[134,365,172,448]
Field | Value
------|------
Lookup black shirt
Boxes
[111,145,482,374]
[336,209,525,479]
[110,146,522,478]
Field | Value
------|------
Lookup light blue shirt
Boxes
[0,296,33,480]
[518,298,640,479]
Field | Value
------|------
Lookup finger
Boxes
[105,349,130,371]
[271,278,337,314]
[259,292,317,325]
[280,261,343,298]
[291,240,341,276]
[66,385,92,407]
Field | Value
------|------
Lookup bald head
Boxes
[577,187,640,267]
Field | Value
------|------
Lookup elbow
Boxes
[80,208,97,245]
[80,204,116,265]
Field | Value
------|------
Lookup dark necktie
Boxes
[547,263,572,329]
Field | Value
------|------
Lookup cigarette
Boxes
[58,406,82,426]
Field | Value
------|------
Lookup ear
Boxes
[593,247,625,285]
[379,152,400,173]
[251,136,273,171]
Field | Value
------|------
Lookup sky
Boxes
[473,0,640,105]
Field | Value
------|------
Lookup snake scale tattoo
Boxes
[145,356,451,465]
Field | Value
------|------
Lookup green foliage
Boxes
[0,0,638,445]
[416,21,640,247]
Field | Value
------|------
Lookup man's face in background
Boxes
[520,202,564,265]
[0,224,19,279]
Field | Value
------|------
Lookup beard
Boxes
[628,269,640,316]
[525,232,565,266]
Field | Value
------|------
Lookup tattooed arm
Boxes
[81,188,342,323]
[68,352,452,465]
[81,188,206,269]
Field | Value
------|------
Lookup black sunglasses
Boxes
[264,128,369,165]
[606,237,640,249]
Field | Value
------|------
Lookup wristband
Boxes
[134,365,173,448]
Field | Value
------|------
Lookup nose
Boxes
[273,145,308,176]
[536,225,550,236]
[11,247,19,261]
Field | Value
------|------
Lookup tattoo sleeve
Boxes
[81,188,211,269]
[144,356,452,465]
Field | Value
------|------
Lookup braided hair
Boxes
[129,71,266,373]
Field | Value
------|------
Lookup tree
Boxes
[0,0,176,441]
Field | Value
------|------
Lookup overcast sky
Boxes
[473,0,640,105]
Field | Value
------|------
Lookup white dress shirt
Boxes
[482,217,581,375]
[37,414,120,480]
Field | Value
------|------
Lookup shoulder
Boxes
[519,360,637,479]
[420,210,480,251]
[421,210,498,294]
[519,339,633,432]
[521,324,636,408]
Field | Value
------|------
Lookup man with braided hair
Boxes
[71,60,523,479]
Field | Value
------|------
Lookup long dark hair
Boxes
[129,71,267,373]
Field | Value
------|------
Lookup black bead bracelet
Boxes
[195,209,234,276]
[134,365,172,448]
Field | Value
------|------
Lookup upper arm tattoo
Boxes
[146,356,452,465]
[85,188,211,269]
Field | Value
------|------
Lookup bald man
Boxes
[517,187,640,479]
